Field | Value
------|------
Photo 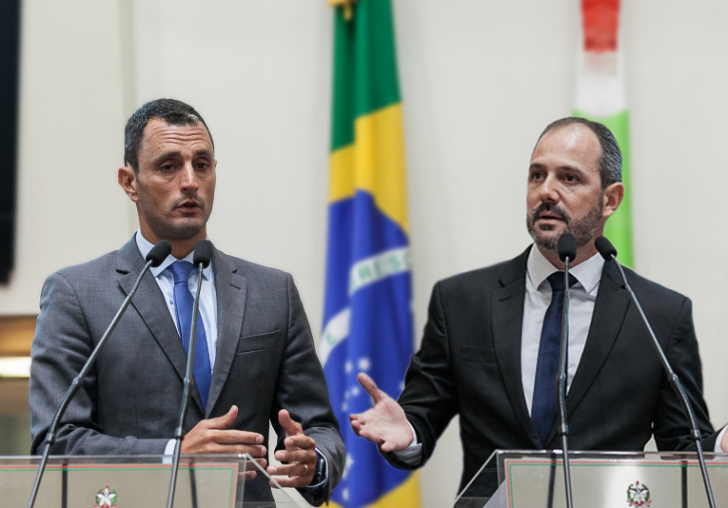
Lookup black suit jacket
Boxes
[29,237,344,505]
[390,248,715,496]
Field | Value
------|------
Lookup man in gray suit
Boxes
[29,99,344,505]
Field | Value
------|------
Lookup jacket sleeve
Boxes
[271,273,345,506]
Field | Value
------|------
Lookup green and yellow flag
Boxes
[321,0,421,506]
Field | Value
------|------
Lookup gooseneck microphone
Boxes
[166,240,213,508]
[556,233,576,508]
[27,240,172,508]
[595,236,716,508]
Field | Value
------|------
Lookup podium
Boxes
[454,450,728,508]
[0,454,301,507]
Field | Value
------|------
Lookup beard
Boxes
[526,199,603,252]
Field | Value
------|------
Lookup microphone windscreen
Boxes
[595,236,618,260]
[193,240,213,268]
[146,241,172,267]
[558,233,577,262]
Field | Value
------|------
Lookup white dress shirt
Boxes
[135,231,218,367]
[521,246,602,413]
[135,231,217,457]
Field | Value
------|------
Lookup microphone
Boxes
[167,240,213,508]
[27,240,172,508]
[556,233,576,508]
[595,236,716,508]
[558,233,577,263]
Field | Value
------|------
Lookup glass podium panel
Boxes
[454,450,728,508]
[0,454,302,507]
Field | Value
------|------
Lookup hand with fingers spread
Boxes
[266,409,318,488]
[180,405,268,475]
[349,372,414,453]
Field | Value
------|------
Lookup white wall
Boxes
[4,1,728,506]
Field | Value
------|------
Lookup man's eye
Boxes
[530,172,543,181]
[564,174,578,183]
[160,164,174,172]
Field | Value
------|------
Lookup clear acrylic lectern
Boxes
[0,453,303,507]
[454,450,728,508]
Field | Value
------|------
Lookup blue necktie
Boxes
[531,272,577,445]
[170,261,212,412]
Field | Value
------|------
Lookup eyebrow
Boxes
[151,149,214,165]
[529,162,585,176]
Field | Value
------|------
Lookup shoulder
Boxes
[45,250,121,290]
[435,249,529,295]
[619,264,690,309]
[213,249,291,286]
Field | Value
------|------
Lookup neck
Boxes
[538,242,598,270]
[139,226,207,260]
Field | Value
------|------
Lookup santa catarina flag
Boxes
[320,0,420,506]
[574,0,634,266]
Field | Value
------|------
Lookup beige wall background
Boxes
[2,1,728,506]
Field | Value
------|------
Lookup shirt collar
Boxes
[135,230,213,280]
[526,244,603,295]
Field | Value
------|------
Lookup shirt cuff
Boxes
[164,439,177,456]
[714,426,728,453]
[390,420,423,465]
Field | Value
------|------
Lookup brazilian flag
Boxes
[320,0,421,506]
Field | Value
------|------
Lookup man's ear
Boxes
[118,165,139,203]
[602,182,624,219]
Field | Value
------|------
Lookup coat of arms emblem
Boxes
[94,485,118,508]
[627,480,651,507]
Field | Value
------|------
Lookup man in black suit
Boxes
[350,117,726,497]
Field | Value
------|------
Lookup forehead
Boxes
[139,118,213,159]
[530,124,601,175]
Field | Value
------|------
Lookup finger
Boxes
[267,462,313,478]
[278,409,303,437]
[201,443,268,457]
[350,418,363,436]
[275,448,316,464]
[282,433,315,451]
[357,373,385,403]
[241,470,257,482]
[269,475,310,489]
[210,429,265,446]
[204,405,238,430]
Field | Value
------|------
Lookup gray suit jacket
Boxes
[29,237,344,505]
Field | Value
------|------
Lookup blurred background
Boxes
[1,1,727,506]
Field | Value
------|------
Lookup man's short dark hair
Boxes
[124,98,214,173]
[535,117,622,189]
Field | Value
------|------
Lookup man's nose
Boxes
[179,163,199,191]
[538,175,559,203]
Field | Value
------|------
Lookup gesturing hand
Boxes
[180,405,267,461]
[349,372,413,452]
[266,409,318,488]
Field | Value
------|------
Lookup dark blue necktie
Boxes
[531,271,577,445]
[170,261,212,412]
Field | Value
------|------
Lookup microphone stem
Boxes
[27,258,155,508]
[167,261,205,508]
[558,258,574,508]
[611,256,716,508]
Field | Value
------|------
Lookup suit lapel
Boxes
[492,248,542,447]
[206,247,247,417]
[116,237,205,413]
[556,259,629,435]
